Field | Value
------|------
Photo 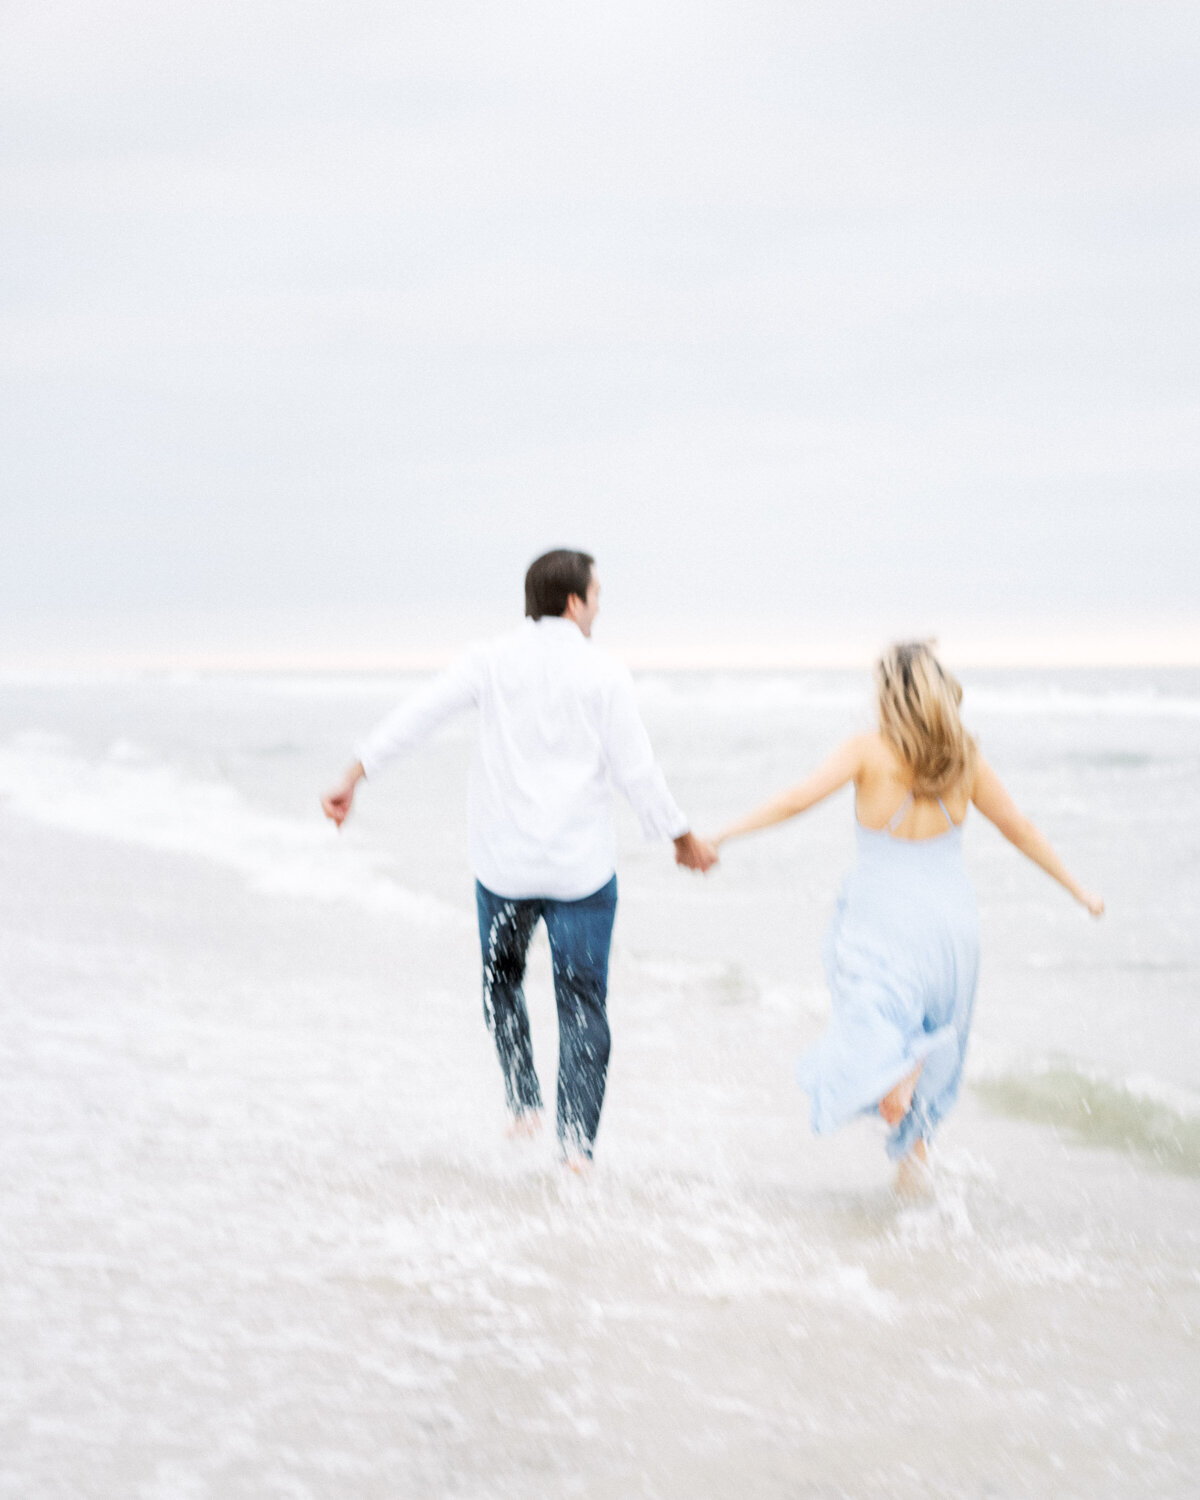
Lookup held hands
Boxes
[321,763,365,829]
[673,831,719,874]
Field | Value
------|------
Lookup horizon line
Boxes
[3,646,1200,675]
[4,616,1199,674]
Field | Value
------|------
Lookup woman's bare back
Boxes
[853,733,971,839]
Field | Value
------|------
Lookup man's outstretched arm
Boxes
[320,651,482,829]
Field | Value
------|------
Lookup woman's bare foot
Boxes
[505,1110,542,1140]
[562,1153,592,1178]
[894,1138,932,1198]
[879,1061,923,1126]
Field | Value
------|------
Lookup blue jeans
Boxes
[475,876,618,1159]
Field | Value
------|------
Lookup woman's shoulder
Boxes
[827,732,899,794]
[851,731,899,774]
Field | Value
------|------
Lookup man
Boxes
[322,549,714,1169]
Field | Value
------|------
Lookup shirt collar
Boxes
[531,615,585,639]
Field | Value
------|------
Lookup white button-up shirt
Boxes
[356,617,689,900]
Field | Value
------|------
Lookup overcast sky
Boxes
[2,1,1198,667]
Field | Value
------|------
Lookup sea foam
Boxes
[632,673,1200,722]
[0,734,462,928]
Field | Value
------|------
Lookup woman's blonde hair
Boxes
[874,641,976,798]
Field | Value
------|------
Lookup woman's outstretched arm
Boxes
[971,756,1104,915]
[712,736,868,848]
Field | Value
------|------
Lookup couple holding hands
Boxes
[322,550,1102,1181]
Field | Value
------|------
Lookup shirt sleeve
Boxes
[602,666,690,842]
[355,650,483,780]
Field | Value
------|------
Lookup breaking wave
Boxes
[0,733,462,927]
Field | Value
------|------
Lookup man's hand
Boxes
[673,831,718,874]
[321,762,365,829]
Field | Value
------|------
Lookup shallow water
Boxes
[1,669,1198,1496]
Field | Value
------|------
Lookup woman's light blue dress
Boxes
[796,794,980,1159]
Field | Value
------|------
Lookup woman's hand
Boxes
[321,762,365,829]
[1079,889,1105,918]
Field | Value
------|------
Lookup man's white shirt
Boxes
[356,616,689,900]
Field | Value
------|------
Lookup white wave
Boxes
[0,735,462,927]
[634,673,869,716]
[967,684,1200,721]
[1123,1071,1200,1121]
[632,672,1200,722]
[890,1181,976,1246]
[280,673,1200,723]
[0,668,435,698]
[991,1242,1118,1291]
[627,953,760,1005]
[10,666,1196,723]
[806,1264,901,1323]
[252,674,436,700]
[623,954,825,1017]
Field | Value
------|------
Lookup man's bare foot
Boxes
[879,1061,923,1127]
[505,1110,542,1140]
[894,1138,932,1198]
[562,1153,592,1177]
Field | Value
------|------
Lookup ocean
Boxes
[2,666,1197,1498]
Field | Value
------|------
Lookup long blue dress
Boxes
[796,794,980,1160]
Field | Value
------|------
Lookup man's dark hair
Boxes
[524,549,595,621]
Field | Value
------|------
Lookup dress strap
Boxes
[937,797,955,829]
[885,792,914,833]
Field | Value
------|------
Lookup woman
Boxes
[709,642,1104,1183]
